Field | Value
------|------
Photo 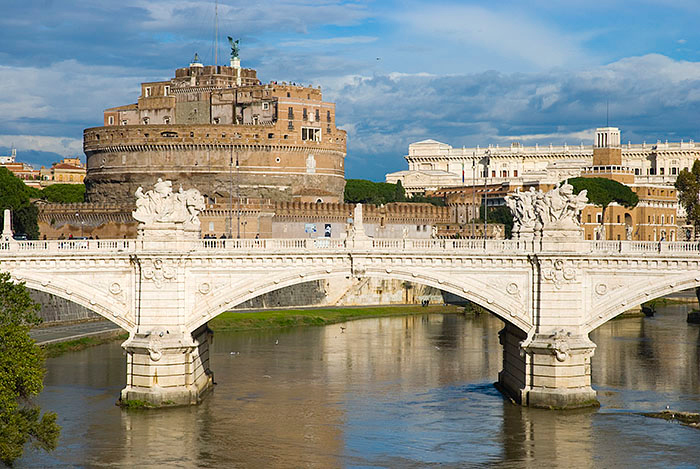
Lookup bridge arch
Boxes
[10,273,135,332]
[187,268,532,334]
[584,272,700,333]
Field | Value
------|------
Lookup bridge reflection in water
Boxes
[26,308,699,468]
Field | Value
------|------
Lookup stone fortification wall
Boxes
[83,124,347,205]
[28,290,100,324]
[38,202,137,239]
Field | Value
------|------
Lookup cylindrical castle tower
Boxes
[84,56,346,204]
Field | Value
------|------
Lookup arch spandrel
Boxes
[186,268,533,334]
[7,271,135,332]
[584,271,700,333]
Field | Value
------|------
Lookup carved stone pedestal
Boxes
[121,325,213,407]
[498,325,598,409]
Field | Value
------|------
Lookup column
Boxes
[120,324,213,407]
[498,324,598,409]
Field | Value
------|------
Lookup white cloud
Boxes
[280,36,378,47]
[397,4,592,70]
[0,135,82,157]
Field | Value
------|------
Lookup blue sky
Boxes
[1,0,700,180]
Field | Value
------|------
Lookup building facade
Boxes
[85,55,347,205]
[387,133,700,195]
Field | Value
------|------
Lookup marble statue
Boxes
[134,178,205,230]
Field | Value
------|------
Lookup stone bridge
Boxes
[0,181,698,409]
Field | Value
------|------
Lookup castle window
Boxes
[288,107,294,119]
[275,157,281,163]
[287,92,290,97]
[301,127,321,142]
[288,121,294,130]
[142,117,149,125]
[164,86,170,96]
[121,120,127,125]
[108,116,114,125]
[327,110,331,122]
[145,87,151,97]
[315,109,320,122]
[327,125,331,134]
[213,117,220,124]
[164,116,170,124]
[268,133,274,139]
[303,108,308,121]
[262,102,269,110]
[283,134,288,139]
[617,215,620,223]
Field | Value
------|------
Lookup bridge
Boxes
[1,181,699,409]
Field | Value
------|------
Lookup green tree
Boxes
[0,272,60,465]
[477,205,514,238]
[0,168,39,239]
[675,160,700,234]
[39,184,85,204]
[344,179,407,205]
[568,177,638,237]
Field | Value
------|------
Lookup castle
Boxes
[84,52,347,205]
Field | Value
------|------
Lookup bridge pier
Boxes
[120,325,213,407]
[498,325,598,409]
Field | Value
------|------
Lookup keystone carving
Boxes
[542,259,577,289]
[549,330,572,362]
[142,258,176,288]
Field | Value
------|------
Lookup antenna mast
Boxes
[214,0,219,65]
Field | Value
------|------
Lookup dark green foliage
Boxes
[0,272,60,465]
[407,194,446,206]
[477,205,514,238]
[344,179,406,204]
[39,184,85,203]
[567,177,639,209]
[0,168,39,239]
[675,161,700,232]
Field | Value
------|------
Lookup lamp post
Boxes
[228,147,233,238]
[471,152,476,239]
[483,150,490,239]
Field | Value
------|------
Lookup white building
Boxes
[386,132,700,195]
[0,148,16,165]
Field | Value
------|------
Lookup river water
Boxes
[18,304,700,468]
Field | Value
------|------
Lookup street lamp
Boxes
[482,150,490,239]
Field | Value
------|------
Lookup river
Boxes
[18,304,700,468]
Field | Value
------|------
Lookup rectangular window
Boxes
[262,102,269,110]
[660,167,665,175]
[671,167,677,175]
[164,86,170,96]
[327,110,331,122]
[303,108,308,121]
[315,109,320,122]
[587,214,591,223]
[617,215,620,223]
[649,168,656,175]
[108,116,114,125]
[634,168,640,175]
[301,127,321,142]
[597,213,602,223]
[288,121,294,130]
[513,170,518,177]
[145,87,152,97]
[287,107,294,119]
[491,170,496,178]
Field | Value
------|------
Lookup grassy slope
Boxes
[208,305,464,332]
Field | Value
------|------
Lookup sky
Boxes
[1,0,700,180]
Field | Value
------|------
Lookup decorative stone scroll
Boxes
[505,182,588,240]
[133,178,205,239]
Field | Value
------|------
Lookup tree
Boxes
[675,160,700,235]
[0,272,60,465]
[0,168,39,239]
[568,177,638,238]
[476,205,514,238]
[39,184,85,204]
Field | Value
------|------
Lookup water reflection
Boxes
[20,307,700,468]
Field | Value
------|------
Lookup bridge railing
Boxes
[0,239,135,253]
[589,240,700,254]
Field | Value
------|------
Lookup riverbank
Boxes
[208,304,465,332]
[36,305,465,357]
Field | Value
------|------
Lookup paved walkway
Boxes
[30,321,124,346]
